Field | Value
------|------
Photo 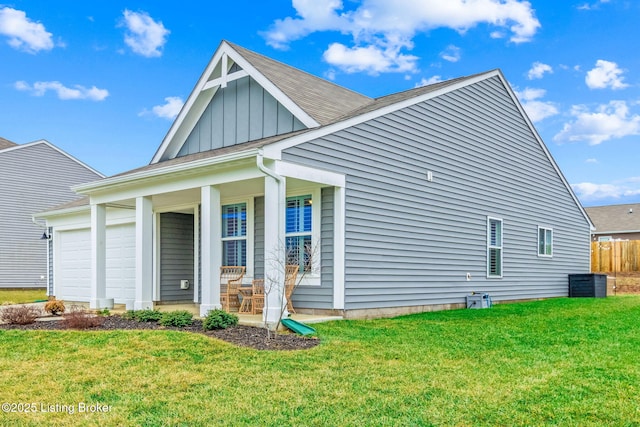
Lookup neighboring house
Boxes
[0,138,103,288]
[585,203,640,241]
[37,40,592,323]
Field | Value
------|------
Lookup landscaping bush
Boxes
[203,309,238,330]
[0,305,40,325]
[159,310,193,327]
[62,306,104,330]
[96,308,110,316]
[132,309,163,322]
[44,299,65,316]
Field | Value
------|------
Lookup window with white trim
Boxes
[487,217,503,277]
[286,194,312,272]
[222,203,246,266]
[538,227,553,257]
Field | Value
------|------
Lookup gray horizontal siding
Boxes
[178,76,305,157]
[160,213,195,302]
[282,75,591,311]
[291,187,334,309]
[0,142,102,288]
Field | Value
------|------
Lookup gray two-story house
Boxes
[0,138,103,288]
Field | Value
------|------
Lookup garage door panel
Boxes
[55,223,135,303]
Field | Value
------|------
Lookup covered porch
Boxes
[76,149,345,327]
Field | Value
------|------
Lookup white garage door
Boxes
[55,223,135,303]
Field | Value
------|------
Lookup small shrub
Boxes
[122,310,137,320]
[0,305,40,325]
[62,306,104,330]
[133,309,163,322]
[96,308,110,316]
[159,310,193,327]
[203,309,238,330]
[44,299,65,316]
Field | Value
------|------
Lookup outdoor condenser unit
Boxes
[466,293,492,309]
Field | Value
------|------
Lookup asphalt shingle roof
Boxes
[0,137,17,150]
[585,203,640,233]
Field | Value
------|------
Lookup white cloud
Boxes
[527,62,552,80]
[554,101,640,145]
[0,7,53,53]
[577,0,611,11]
[572,180,640,203]
[415,76,443,87]
[120,10,169,58]
[440,45,461,62]
[514,87,558,122]
[585,158,598,163]
[585,60,628,90]
[322,42,418,74]
[150,96,184,119]
[263,0,540,74]
[15,80,109,101]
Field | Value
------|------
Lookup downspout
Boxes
[256,150,288,326]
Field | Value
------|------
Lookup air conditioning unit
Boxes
[466,293,492,309]
[180,280,190,290]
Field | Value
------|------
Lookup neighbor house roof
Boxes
[585,203,640,234]
[0,137,17,150]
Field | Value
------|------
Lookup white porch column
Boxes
[263,174,287,328]
[333,186,346,310]
[90,203,108,308]
[200,185,222,317]
[134,196,153,310]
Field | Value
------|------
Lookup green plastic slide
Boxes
[281,318,316,336]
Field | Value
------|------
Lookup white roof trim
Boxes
[150,41,319,164]
[74,148,260,195]
[0,139,104,178]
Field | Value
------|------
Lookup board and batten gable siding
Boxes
[0,142,102,287]
[289,187,335,309]
[177,76,306,158]
[281,75,591,311]
[159,213,195,302]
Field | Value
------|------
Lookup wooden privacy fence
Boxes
[591,240,640,273]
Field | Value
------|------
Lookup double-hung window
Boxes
[538,227,553,257]
[487,217,503,277]
[222,203,247,266]
[286,194,312,272]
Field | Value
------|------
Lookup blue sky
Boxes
[1,0,639,207]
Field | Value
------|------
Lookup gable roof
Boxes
[0,137,17,150]
[151,40,372,163]
[585,203,640,234]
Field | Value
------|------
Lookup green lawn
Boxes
[1,297,640,426]
[0,288,47,304]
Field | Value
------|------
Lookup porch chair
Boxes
[284,265,299,314]
[220,266,245,312]
[251,279,265,315]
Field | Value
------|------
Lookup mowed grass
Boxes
[2,297,640,426]
[0,288,46,304]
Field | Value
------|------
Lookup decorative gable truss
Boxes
[152,41,320,163]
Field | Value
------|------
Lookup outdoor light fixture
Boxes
[40,232,52,240]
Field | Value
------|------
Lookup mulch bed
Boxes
[0,315,319,351]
